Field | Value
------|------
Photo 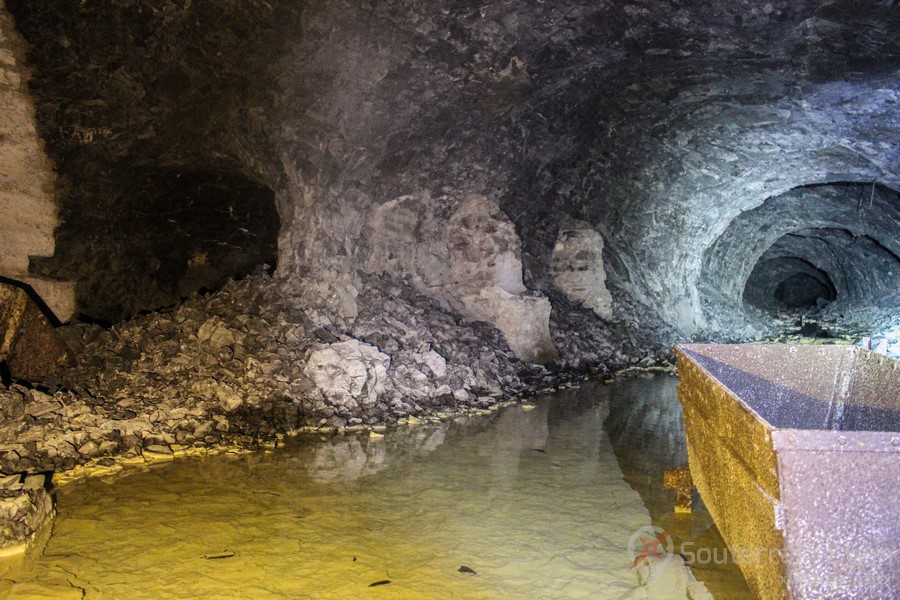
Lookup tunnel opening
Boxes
[743,254,838,317]
[30,167,281,323]
[700,182,900,340]
[773,271,836,309]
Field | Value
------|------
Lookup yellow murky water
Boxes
[1,376,749,599]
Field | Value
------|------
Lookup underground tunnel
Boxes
[0,1,898,598]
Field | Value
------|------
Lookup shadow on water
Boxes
[599,374,756,599]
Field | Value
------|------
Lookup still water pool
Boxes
[1,375,751,599]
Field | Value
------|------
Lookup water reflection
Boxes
[600,375,754,598]
[1,375,752,599]
[603,375,689,521]
[301,425,450,483]
[474,404,550,488]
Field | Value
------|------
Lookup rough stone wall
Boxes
[5,0,900,345]
[500,1,900,334]
[546,73,899,333]
[550,216,613,319]
[743,256,835,311]
[0,5,73,321]
[363,193,556,363]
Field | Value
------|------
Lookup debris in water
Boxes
[458,566,477,574]
[368,580,391,587]
[531,448,546,453]
[202,551,236,560]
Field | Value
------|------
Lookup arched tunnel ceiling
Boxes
[702,184,900,302]
[745,256,836,311]
[5,0,900,333]
[701,183,900,333]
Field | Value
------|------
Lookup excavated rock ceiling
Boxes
[7,0,900,340]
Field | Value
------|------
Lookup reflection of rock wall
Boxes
[476,404,549,487]
[305,424,448,483]
[551,216,612,318]
[364,193,557,363]
[0,7,73,321]
[0,474,53,554]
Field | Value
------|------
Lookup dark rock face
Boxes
[31,168,279,321]
[5,0,284,321]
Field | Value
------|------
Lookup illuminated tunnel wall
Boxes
[700,183,900,334]
[4,0,899,346]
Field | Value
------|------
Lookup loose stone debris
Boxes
[0,473,52,556]
[0,270,675,550]
[0,281,74,381]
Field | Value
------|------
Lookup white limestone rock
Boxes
[420,349,447,378]
[551,216,613,318]
[212,383,244,413]
[294,267,360,329]
[0,7,75,322]
[0,481,54,555]
[363,194,436,288]
[461,287,557,364]
[305,339,391,410]
[364,193,558,363]
[445,195,527,296]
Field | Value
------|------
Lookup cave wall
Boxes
[5,0,285,321]
[362,192,556,363]
[4,0,899,349]
[0,5,73,320]
[550,215,613,319]
[497,1,900,334]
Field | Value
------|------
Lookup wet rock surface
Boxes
[0,473,52,555]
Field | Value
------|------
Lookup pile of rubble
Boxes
[0,271,556,479]
[0,269,672,552]
[548,288,678,373]
[0,473,52,556]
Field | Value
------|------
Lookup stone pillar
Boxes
[0,4,74,322]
